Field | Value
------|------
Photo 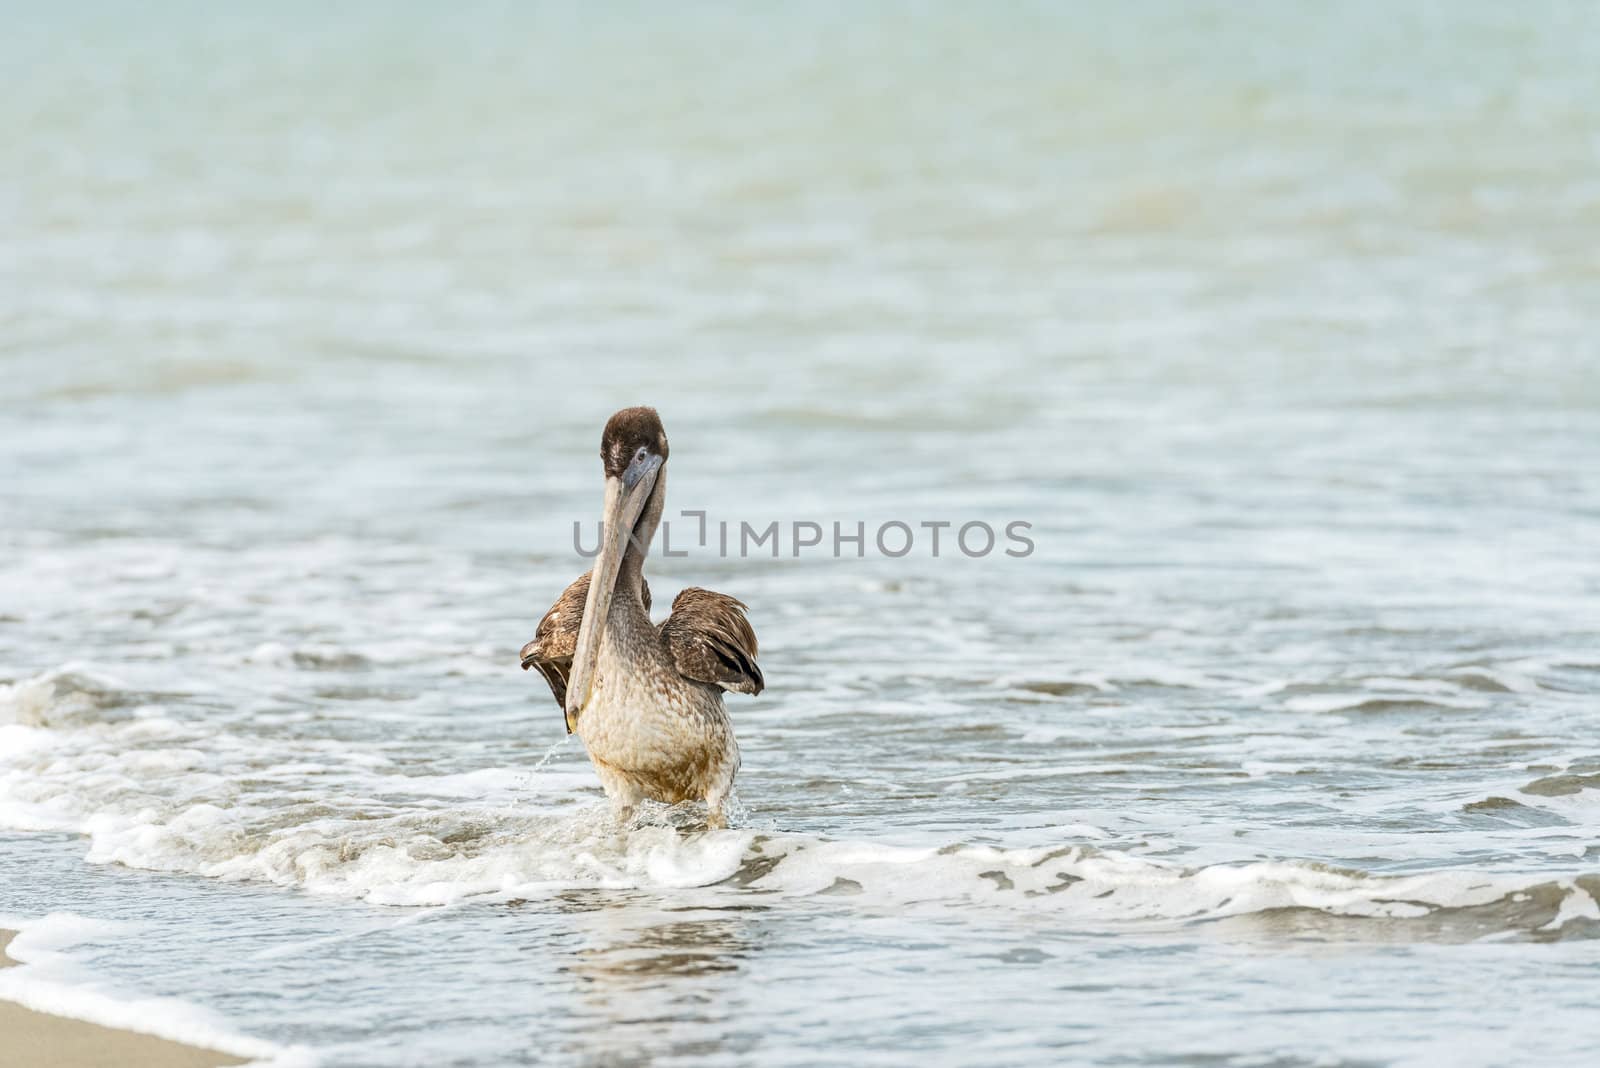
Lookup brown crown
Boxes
[600,406,669,477]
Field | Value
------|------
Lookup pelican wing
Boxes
[658,587,764,695]
[520,571,650,708]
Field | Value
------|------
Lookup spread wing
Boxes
[520,572,650,708]
[657,587,764,696]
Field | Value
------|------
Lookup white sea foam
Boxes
[0,667,1595,940]
[2,664,1596,937]
[0,913,310,1066]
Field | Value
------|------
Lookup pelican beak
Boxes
[565,455,662,732]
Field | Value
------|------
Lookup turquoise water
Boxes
[3,4,1600,1065]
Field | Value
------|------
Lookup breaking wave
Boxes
[3,666,1598,941]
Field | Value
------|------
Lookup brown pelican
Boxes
[520,407,763,829]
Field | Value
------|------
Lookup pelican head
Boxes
[565,406,670,731]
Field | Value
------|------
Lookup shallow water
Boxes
[4,3,1600,1065]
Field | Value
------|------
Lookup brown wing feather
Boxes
[658,587,764,696]
[520,572,650,708]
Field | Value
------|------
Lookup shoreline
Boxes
[0,929,247,1068]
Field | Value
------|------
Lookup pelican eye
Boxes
[620,444,657,488]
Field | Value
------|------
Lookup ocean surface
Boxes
[4,3,1600,1065]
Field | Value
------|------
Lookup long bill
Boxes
[564,462,660,732]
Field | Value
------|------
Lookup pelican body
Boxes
[520,407,762,828]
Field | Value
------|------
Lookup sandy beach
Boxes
[0,931,245,1068]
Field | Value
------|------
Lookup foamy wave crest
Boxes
[731,837,1600,940]
[3,666,1599,940]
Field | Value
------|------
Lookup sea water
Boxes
[3,3,1600,1065]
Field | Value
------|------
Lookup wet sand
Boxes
[0,930,245,1068]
